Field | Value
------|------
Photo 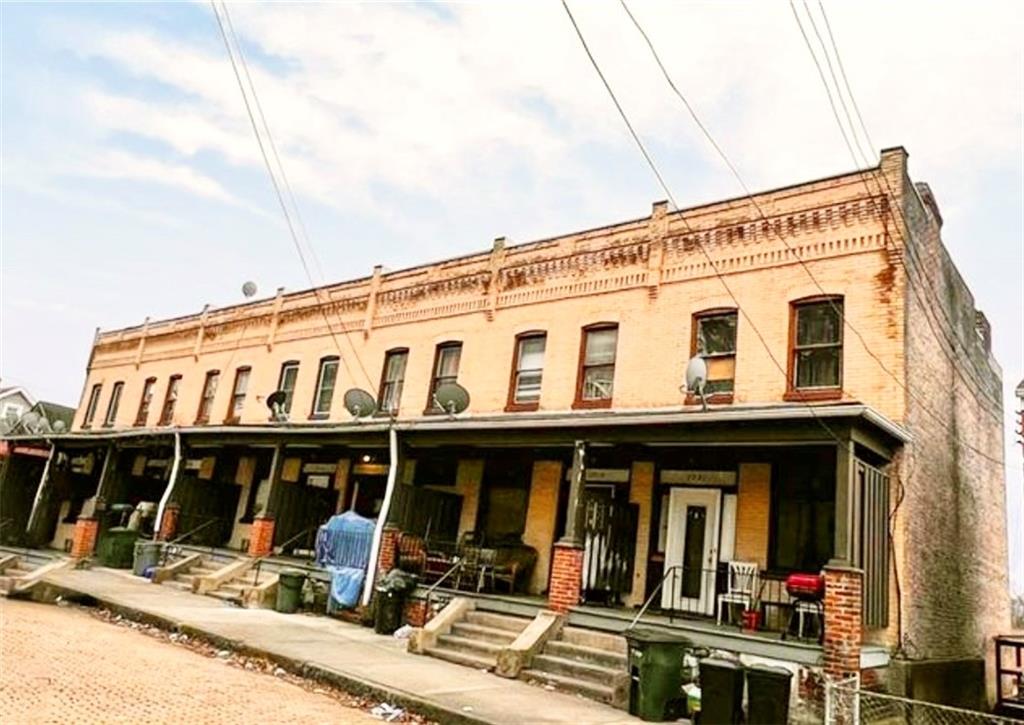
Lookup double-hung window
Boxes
[227,367,250,422]
[789,297,843,398]
[104,382,123,427]
[278,361,299,414]
[508,333,546,410]
[378,349,408,415]
[428,342,462,412]
[195,370,219,424]
[158,375,182,426]
[575,324,618,407]
[135,378,157,426]
[83,384,102,428]
[693,310,737,398]
[311,356,339,417]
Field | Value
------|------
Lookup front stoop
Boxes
[522,626,629,708]
[424,611,532,670]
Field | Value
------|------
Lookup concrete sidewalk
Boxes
[37,568,639,725]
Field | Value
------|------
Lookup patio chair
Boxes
[716,561,759,626]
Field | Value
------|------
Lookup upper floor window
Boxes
[158,375,182,426]
[195,370,219,424]
[378,349,408,415]
[135,377,157,426]
[693,310,737,398]
[789,297,843,397]
[575,324,618,408]
[226,367,250,422]
[428,342,462,412]
[508,332,546,410]
[103,382,124,427]
[278,361,299,414]
[83,384,102,428]
[311,356,339,418]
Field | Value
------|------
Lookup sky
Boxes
[0,1,1021,592]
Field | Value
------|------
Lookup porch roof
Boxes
[1,401,910,451]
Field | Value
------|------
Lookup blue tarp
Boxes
[315,511,375,612]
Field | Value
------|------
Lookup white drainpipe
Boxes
[26,441,56,536]
[361,426,399,606]
[153,432,182,541]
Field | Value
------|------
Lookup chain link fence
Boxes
[825,675,1016,725]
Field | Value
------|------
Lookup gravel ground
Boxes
[0,598,433,724]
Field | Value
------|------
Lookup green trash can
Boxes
[746,664,792,724]
[624,627,691,722]
[133,540,162,577]
[699,657,745,724]
[97,528,138,568]
[276,569,306,614]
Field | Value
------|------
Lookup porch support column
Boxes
[833,435,857,565]
[824,563,864,681]
[25,443,57,546]
[93,443,117,504]
[549,441,586,613]
[153,432,183,541]
[263,443,287,518]
[249,443,285,555]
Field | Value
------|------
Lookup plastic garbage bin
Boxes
[624,627,691,722]
[746,664,792,724]
[699,657,745,724]
[276,569,306,614]
[133,540,162,577]
[97,528,138,568]
[374,587,404,635]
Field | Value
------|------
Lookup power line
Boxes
[604,0,1005,465]
[815,0,876,157]
[560,0,846,448]
[210,1,376,394]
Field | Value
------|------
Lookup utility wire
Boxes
[560,0,846,447]
[608,0,1004,464]
[210,1,376,393]
[816,0,877,157]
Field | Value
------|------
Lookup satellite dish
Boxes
[52,420,67,433]
[434,382,470,417]
[266,390,289,422]
[343,388,377,419]
[242,281,258,298]
[20,411,41,432]
[684,356,709,412]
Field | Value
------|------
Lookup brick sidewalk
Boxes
[0,598,378,724]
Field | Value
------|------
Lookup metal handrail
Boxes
[628,565,683,630]
[251,525,317,586]
[423,558,464,619]
[169,517,220,546]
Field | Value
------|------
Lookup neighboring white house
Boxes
[0,386,74,436]
[0,387,34,433]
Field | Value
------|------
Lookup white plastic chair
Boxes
[716,561,759,625]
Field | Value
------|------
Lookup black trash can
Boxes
[276,569,306,614]
[746,664,792,724]
[699,657,745,724]
[624,627,691,722]
[374,587,404,635]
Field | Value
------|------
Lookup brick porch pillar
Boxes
[404,598,428,627]
[70,517,100,558]
[823,563,863,680]
[156,503,180,542]
[378,524,400,575]
[248,514,275,557]
[548,542,584,613]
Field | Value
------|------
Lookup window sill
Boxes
[308,413,330,421]
[194,417,209,426]
[223,416,240,425]
[572,398,612,410]
[685,392,734,406]
[783,388,842,402]
[505,401,540,413]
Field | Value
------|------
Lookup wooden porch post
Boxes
[549,441,586,613]
[558,440,587,546]
[832,435,857,566]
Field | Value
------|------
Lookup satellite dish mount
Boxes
[433,382,470,418]
[343,388,378,420]
[683,356,709,412]
[266,390,289,422]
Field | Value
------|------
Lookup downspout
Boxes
[361,425,399,606]
[26,440,56,538]
[153,432,182,541]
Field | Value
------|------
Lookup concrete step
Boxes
[423,645,495,671]
[545,640,628,669]
[449,622,519,645]
[217,582,248,595]
[462,611,531,634]
[4,567,32,578]
[207,589,242,605]
[521,668,617,704]
[435,634,503,659]
[531,652,624,683]
[559,626,627,654]
[163,580,193,592]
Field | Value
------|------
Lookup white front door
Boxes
[661,487,722,615]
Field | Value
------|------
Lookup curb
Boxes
[37,579,491,725]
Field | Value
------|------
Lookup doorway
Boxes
[661,487,721,615]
